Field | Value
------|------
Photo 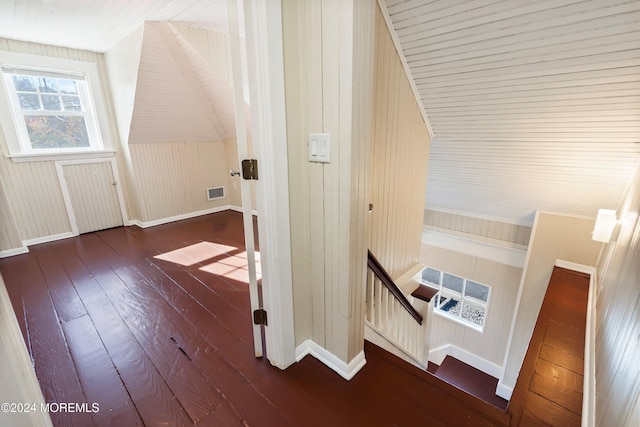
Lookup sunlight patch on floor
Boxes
[153,241,237,266]
[199,251,261,282]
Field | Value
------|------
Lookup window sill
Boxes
[6,150,116,163]
[433,309,485,333]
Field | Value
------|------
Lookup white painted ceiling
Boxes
[1,1,639,226]
[0,0,230,52]
[383,0,640,225]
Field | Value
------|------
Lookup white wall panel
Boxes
[596,161,640,426]
[424,209,531,247]
[0,180,21,252]
[128,23,224,144]
[130,141,229,223]
[369,5,431,279]
[282,0,375,363]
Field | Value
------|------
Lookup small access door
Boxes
[57,159,126,235]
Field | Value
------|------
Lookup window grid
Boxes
[2,70,101,153]
[420,267,490,331]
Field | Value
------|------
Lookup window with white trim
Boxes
[420,267,491,331]
[0,52,112,160]
[1,67,101,153]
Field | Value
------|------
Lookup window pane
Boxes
[62,95,82,111]
[17,93,40,110]
[461,301,485,326]
[422,267,440,286]
[442,273,463,293]
[24,115,90,149]
[465,281,489,303]
[38,77,58,93]
[439,294,460,314]
[42,95,61,111]
[58,79,78,94]
[12,75,37,92]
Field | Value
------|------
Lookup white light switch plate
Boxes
[309,133,330,163]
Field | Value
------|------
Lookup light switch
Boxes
[309,133,330,163]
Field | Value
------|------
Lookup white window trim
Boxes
[420,267,492,333]
[0,51,114,162]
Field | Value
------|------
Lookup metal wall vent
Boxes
[207,186,225,201]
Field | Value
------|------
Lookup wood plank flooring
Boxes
[0,211,585,426]
[507,267,589,427]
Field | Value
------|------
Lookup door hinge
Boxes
[242,159,258,180]
[253,308,268,326]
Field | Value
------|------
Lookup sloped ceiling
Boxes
[382,0,640,224]
[129,22,238,144]
[0,0,230,52]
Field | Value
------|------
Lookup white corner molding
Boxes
[496,381,514,401]
[295,339,367,381]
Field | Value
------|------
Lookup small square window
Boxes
[419,266,491,331]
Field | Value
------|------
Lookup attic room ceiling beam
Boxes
[157,22,227,141]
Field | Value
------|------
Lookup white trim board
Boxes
[128,205,232,228]
[0,246,29,258]
[429,344,503,380]
[295,339,367,381]
[422,228,527,268]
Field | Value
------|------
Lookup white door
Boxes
[228,0,263,357]
[61,161,124,234]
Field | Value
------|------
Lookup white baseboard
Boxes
[429,343,503,379]
[229,205,258,216]
[295,339,366,381]
[0,246,29,258]
[496,381,514,401]
[128,205,232,228]
[555,259,596,275]
[22,232,76,247]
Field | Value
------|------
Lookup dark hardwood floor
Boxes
[508,267,588,427]
[0,211,586,426]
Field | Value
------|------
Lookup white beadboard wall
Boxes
[282,0,375,364]
[104,25,145,222]
[129,141,229,223]
[369,4,431,279]
[595,161,640,426]
[0,180,21,252]
[128,22,224,144]
[382,0,640,224]
[420,244,522,367]
[0,38,116,244]
[424,209,531,247]
[500,212,602,395]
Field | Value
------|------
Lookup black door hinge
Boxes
[253,308,268,326]
[242,159,258,180]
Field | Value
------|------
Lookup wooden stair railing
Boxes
[367,250,423,324]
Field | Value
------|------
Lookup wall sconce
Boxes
[592,209,617,243]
